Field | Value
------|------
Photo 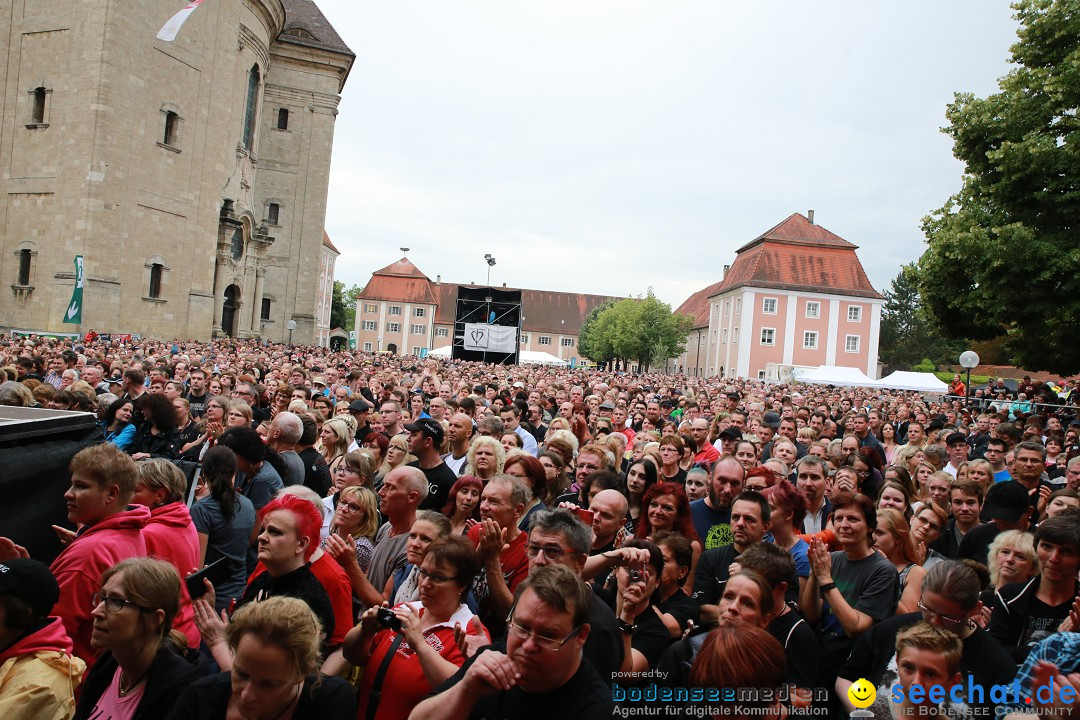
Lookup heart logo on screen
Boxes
[471,329,485,344]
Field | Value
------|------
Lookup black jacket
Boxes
[75,644,209,720]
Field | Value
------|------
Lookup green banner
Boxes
[63,255,84,324]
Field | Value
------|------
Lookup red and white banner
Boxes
[157,0,207,42]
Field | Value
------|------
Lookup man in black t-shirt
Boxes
[693,492,772,620]
[406,418,456,511]
[296,416,332,498]
[413,565,613,720]
[186,367,209,418]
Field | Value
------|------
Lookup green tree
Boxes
[577,291,693,371]
[330,281,358,331]
[918,0,1080,375]
[878,263,963,370]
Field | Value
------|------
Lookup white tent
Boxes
[424,345,567,366]
[875,371,948,393]
[426,345,451,357]
[793,365,878,387]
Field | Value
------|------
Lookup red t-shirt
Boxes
[356,602,488,720]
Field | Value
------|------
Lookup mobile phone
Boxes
[185,557,230,599]
[376,607,402,631]
[574,507,594,525]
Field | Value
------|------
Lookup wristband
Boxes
[819,581,836,594]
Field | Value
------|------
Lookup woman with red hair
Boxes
[763,480,810,593]
[691,625,786,719]
[193,493,335,670]
[441,475,483,536]
[634,482,701,595]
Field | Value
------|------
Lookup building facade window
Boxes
[735,298,741,314]
[363,342,372,351]
[411,324,425,335]
[386,322,400,332]
[845,335,860,353]
[148,263,163,298]
[362,320,376,331]
[163,111,180,147]
[412,346,422,355]
[29,86,50,126]
[538,336,551,345]
[267,203,280,225]
[364,303,377,313]
[17,249,32,286]
[758,370,767,380]
[806,301,820,319]
[388,305,401,316]
[721,328,727,344]
[733,327,739,344]
[276,108,289,130]
[803,331,818,349]
[521,334,529,345]
[230,229,243,261]
[848,306,862,322]
[261,298,271,320]
[436,327,448,337]
[242,64,260,150]
[561,338,573,347]
[762,297,777,314]
[760,328,775,346]
[414,307,425,317]
[723,300,730,317]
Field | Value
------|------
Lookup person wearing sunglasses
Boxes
[345,536,488,720]
[835,560,1015,717]
[75,557,206,720]
[410,564,613,720]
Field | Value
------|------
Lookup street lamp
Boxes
[959,350,980,408]
[484,254,496,286]
[287,319,297,346]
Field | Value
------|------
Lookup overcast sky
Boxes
[315,0,1019,310]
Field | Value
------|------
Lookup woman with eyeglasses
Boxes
[74,557,206,720]
[321,485,379,575]
[179,395,228,462]
[388,511,453,604]
[345,536,488,720]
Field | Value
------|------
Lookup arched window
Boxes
[17,249,32,285]
[164,111,180,146]
[231,228,244,261]
[149,263,163,298]
[32,87,46,123]
[242,64,260,149]
[267,202,280,225]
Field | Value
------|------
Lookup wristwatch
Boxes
[819,581,837,594]
[617,618,637,634]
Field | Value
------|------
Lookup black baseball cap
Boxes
[945,432,969,447]
[405,418,444,445]
[0,558,60,617]
[348,398,371,413]
[980,481,1030,522]
[719,427,743,440]
[762,411,781,429]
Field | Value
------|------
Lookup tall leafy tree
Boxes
[577,291,693,371]
[879,264,963,370]
[329,281,351,330]
[919,0,1080,374]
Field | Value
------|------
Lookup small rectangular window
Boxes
[364,304,377,313]
[848,306,862,322]
[276,108,289,130]
[411,324,425,335]
[762,298,777,314]
[436,327,448,337]
[803,331,818,349]
[32,87,46,124]
[261,298,271,320]
[758,370,767,380]
[412,346,422,355]
[149,264,163,298]
[387,322,400,332]
[389,306,401,316]
[539,336,551,345]
[164,111,180,146]
[415,307,425,317]
[561,338,574,347]
[733,328,739,343]
[362,321,376,331]
[806,301,820,319]
[363,342,372,351]
[17,249,32,285]
[721,328,727,344]
[723,300,730,316]
[735,298,741,314]
[845,335,860,353]
[521,334,529,345]
[760,328,775,346]
[267,203,280,225]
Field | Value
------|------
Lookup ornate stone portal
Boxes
[212,199,274,339]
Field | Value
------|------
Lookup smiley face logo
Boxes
[848,678,876,709]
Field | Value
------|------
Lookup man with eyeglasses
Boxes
[468,475,530,637]
[523,508,625,682]
[836,560,1016,716]
[412,564,613,720]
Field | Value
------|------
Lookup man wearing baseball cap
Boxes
[957,481,1033,566]
[406,417,455,511]
[0,558,86,719]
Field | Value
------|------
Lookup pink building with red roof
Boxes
[671,212,884,380]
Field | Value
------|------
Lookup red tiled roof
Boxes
[322,231,339,254]
[716,214,883,299]
[357,257,437,305]
[433,283,618,335]
[674,281,725,329]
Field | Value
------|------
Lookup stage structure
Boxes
[451,285,522,365]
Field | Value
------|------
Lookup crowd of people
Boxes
[1,334,1080,719]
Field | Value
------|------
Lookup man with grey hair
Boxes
[266,411,304,486]
[469,474,530,635]
[477,415,504,438]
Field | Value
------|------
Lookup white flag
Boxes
[463,323,517,353]
[157,0,207,42]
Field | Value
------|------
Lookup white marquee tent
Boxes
[792,365,879,387]
[875,371,949,393]
[425,345,567,366]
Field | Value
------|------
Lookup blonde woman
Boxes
[374,434,414,486]
[872,508,925,614]
[322,485,379,573]
[465,435,505,480]
[319,417,351,476]
[225,399,252,429]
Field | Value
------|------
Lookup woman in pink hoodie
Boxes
[132,459,201,650]
[0,558,85,720]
